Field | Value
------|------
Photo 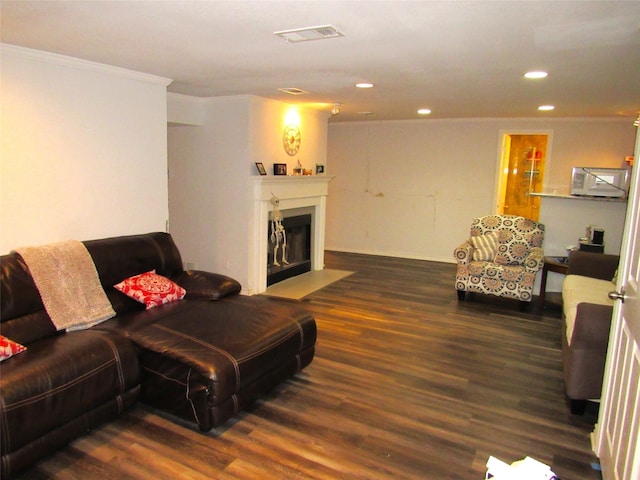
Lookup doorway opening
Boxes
[497,133,550,221]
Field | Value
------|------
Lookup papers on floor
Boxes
[485,456,558,480]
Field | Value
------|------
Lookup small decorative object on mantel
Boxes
[273,163,287,176]
[316,164,325,175]
[293,159,303,176]
[269,194,288,267]
[255,162,267,175]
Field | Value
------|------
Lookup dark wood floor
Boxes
[16,252,602,479]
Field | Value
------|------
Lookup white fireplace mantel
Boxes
[249,176,334,295]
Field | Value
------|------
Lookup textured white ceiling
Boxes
[1,0,639,122]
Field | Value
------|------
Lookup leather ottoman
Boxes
[128,296,316,431]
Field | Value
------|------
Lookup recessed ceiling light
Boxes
[355,83,374,89]
[358,111,376,116]
[538,105,555,111]
[417,108,432,115]
[524,71,548,79]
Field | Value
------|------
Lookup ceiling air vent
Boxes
[278,88,310,95]
[274,25,344,43]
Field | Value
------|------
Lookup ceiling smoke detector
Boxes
[274,25,344,43]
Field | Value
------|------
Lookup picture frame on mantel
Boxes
[273,163,287,176]
[316,164,325,175]
[255,162,267,175]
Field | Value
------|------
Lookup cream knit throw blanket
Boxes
[15,240,115,331]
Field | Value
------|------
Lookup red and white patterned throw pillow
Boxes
[0,335,27,361]
[114,270,186,310]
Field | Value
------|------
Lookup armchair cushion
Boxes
[469,232,499,261]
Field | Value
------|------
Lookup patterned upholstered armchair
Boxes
[454,215,545,306]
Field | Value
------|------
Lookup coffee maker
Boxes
[579,225,605,253]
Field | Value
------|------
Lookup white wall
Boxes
[168,95,251,285]
[539,196,628,292]
[0,45,171,253]
[326,117,636,265]
[168,94,328,291]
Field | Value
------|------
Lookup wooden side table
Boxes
[539,256,569,307]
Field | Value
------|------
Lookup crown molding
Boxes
[1,43,172,87]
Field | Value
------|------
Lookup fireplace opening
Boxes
[267,214,312,286]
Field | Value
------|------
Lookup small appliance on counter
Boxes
[579,225,605,253]
[571,167,629,198]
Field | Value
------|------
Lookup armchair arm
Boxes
[173,270,241,300]
[454,240,473,266]
[523,246,544,272]
[568,303,613,350]
[567,251,619,281]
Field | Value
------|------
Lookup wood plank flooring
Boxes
[15,252,602,479]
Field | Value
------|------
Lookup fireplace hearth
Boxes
[267,214,311,286]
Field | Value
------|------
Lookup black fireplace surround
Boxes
[267,214,311,286]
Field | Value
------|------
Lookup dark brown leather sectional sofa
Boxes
[0,232,316,478]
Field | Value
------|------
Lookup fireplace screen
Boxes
[267,214,311,286]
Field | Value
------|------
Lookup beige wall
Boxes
[326,118,636,264]
[4,41,633,290]
[167,94,329,291]
[0,45,171,253]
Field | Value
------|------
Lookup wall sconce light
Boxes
[331,103,341,116]
[284,108,300,127]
